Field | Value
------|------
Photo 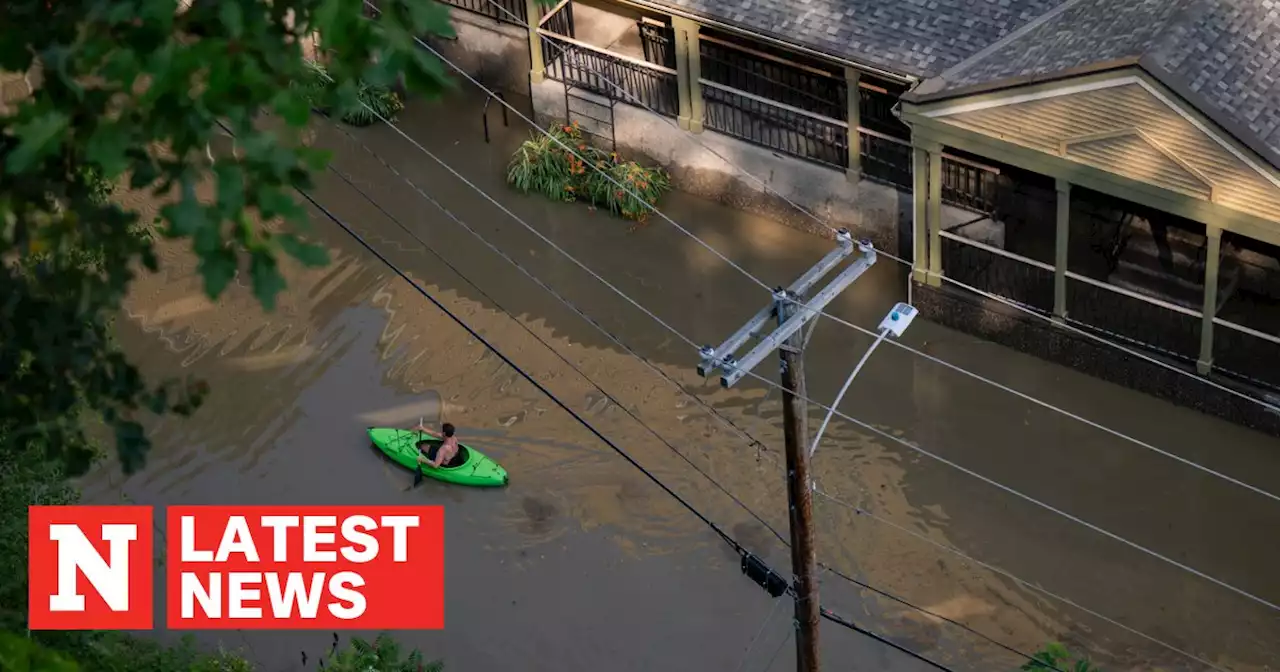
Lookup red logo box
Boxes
[28,505,155,630]
[166,506,444,629]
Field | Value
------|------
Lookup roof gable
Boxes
[904,0,1280,172]
[643,0,1066,77]
[920,77,1280,222]
[1062,130,1214,200]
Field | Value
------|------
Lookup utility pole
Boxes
[778,295,821,671]
[699,229,876,672]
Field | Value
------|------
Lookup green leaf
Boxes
[198,248,237,299]
[163,179,207,236]
[214,163,246,217]
[84,122,131,177]
[219,2,245,38]
[405,0,456,39]
[272,89,313,127]
[279,234,330,267]
[129,158,161,190]
[249,249,285,311]
[4,111,70,174]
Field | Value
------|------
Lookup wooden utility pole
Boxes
[779,297,821,672]
[698,230,875,672]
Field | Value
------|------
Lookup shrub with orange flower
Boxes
[507,122,671,223]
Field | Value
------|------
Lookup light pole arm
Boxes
[808,328,889,459]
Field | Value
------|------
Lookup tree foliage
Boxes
[0,0,455,475]
[318,634,443,672]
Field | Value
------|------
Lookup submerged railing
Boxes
[938,229,1280,390]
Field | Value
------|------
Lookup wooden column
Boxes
[526,0,545,84]
[926,143,943,286]
[1054,178,1071,318]
[844,67,861,182]
[672,16,699,131]
[1198,226,1222,375]
[911,145,929,284]
[686,19,703,133]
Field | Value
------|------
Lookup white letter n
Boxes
[48,523,136,612]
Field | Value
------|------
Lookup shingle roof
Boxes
[652,0,1280,171]
[649,0,1066,78]
[903,0,1280,171]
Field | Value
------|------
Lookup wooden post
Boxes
[911,146,929,284]
[1198,226,1222,375]
[526,0,545,84]
[778,299,821,672]
[681,17,704,133]
[672,16,694,131]
[1054,178,1071,318]
[845,67,861,183]
[926,143,943,286]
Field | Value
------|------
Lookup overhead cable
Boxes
[305,64,1280,616]
[375,10,1280,484]
[279,162,960,670]
[313,113,1064,672]
[459,0,1280,418]
[812,487,1229,672]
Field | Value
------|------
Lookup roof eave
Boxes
[609,0,921,84]
[902,58,1141,105]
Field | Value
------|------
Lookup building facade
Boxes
[431,0,1280,433]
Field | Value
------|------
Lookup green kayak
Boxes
[367,427,509,488]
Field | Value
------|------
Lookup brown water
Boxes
[80,91,1280,671]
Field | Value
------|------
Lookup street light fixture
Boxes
[808,302,917,459]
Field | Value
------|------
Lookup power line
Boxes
[211,94,1232,670]
[313,115,1060,671]
[458,0,1280,418]
[760,627,794,672]
[812,486,1230,672]
[378,14,1280,498]
[818,607,956,672]
[274,145,959,669]
[305,67,1280,617]
[733,597,785,672]
[314,123,791,547]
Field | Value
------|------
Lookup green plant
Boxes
[1021,642,1100,672]
[506,121,670,223]
[319,634,442,672]
[339,79,406,127]
[1,0,455,476]
[296,62,405,127]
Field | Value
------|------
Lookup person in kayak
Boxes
[412,421,459,486]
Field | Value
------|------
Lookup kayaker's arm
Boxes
[412,422,440,438]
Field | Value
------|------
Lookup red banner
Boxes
[28,505,445,630]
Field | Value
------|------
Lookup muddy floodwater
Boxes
[80,90,1280,671]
